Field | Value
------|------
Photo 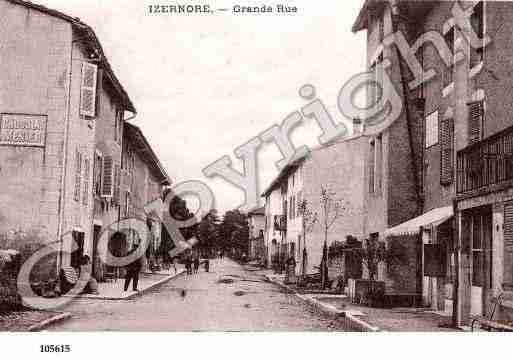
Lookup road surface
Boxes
[49,258,347,331]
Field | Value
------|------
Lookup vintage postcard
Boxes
[0,0,512,356]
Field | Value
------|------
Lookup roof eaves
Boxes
[125,123,171,185]
[8,0,136,113]
[260,153,309,198]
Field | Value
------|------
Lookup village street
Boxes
[47,259,345,331]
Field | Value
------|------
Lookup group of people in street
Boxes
[184,251,210,276]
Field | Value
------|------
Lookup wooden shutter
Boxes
[74,150,82,202]
[503,202,513,287]
[468,101,484,145]
[80,62,98,117]
[112,164,120,204]
[440,118,454,185]
[101,155,114,197]
[83,158,90,206]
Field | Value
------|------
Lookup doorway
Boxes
[461,206,492,319]
[92,225,102,281]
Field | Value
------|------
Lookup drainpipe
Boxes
[56,40,76,274]
[390,1,424,214]
[452,198,461,328]
[118,111,137,244]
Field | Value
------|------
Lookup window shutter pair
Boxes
[468,101,484,145]
[440,118,454,185]
[74,150,82,202]
[80,62,98,117]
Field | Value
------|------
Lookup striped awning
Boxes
[383,206,453,237]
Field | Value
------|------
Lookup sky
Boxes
[39,0,367,213]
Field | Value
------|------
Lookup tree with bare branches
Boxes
[297,199,317,278]
[319,186,346,289]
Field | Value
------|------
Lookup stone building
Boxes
[262,179,284,270]
[353,0,513,326]
[262,132,366,277]
[247,207,265,262]
[90,122,170,280]
[0,0,135,279]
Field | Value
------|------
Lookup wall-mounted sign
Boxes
[0,114,46,147]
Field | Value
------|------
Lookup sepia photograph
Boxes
[0,0,512,357]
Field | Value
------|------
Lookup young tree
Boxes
[297,199,317,277]
[354,236,406,306]
[319,186,345,289]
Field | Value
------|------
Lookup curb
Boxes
[28,312,72,332]
[64,270,185,301]
[127,270,186,300]
[265,275,381,332]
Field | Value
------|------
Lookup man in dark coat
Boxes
[124,244,143,292]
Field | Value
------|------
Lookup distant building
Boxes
[262,131,366,277]
[247,207,265,262]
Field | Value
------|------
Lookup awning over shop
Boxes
[383,206,453,237]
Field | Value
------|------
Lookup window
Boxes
[468,101,484,145]
[470,1,484,68]
[425,111,439,148]
[443,28,454,88]
[80,63,98,117]
[472,214,484,287]
[114,108,123,145]
[440,118,454,185]
[74,149,82,202]
[112,164,121,205]
[369,139,375,193]
[94,151,103,197]
[375,135,382,193]
[83,158,90,206]
[124,191,130,217]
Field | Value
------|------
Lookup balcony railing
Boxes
[457,126,513,197]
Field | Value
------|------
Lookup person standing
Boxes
[124,244,143,292]
[170,256,178,273]
[184,254,192,276]
[193,255,200,274]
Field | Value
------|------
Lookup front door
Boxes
[462,207,492,319]
[92,225,102,280]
